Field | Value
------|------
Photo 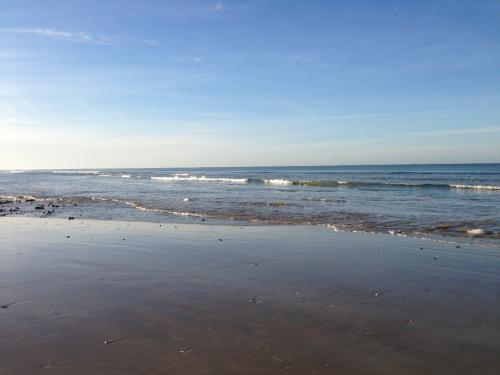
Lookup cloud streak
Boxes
[0,28,158,46]
[0,27,113,45]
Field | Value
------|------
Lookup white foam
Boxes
[8,170,25,174]
[52,170,100,175]
[467,228,489,236]
[450,184,500,191]
[151,175,247,184]
[326,224,341,232]
[109,198,206,218]
[264,179,292,185]
[121,174,131,178]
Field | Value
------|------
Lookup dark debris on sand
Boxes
[0,197,84,220]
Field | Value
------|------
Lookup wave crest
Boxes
[151,175,247,184]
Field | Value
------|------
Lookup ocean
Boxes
[1,164,499,245]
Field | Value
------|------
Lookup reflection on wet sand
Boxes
[0,217,499,374]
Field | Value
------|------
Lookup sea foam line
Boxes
[151,175,247,184]
[52,170,100,175]
[450,184,500,191]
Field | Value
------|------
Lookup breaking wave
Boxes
[151,175,247,184]
[52,170,101,175]
[150,175,500,191]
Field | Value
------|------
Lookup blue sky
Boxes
[0,0,499,168]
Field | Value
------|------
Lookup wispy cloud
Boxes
[173,56,203,64]
[0,27,114,45]
[131,38,159,46]
[212,2,224,11]
[288,56,319,64]
[0,28,158,46]
[207,1,257,13]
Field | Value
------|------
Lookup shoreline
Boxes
[1,195,498,248]
[1,217,499,374]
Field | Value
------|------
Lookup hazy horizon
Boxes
[1,0,499,169]
[3,162,500,172]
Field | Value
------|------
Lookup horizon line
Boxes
[2,162,500,171]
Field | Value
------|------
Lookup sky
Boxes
[0,0,499,168]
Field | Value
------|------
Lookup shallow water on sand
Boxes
[0,217,499,374]
[1,164,499,244]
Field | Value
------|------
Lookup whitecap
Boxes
[264,179,292,185]
[450,184,500,191]
[151,175,247,184]
[52,170,100,175]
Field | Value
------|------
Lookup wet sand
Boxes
[0,217,499,374]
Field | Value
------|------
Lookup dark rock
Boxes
[35,205,44,210]
[67,217,75,220]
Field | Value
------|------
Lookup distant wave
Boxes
[52,170,100,175]
[264,179,293,185]
[150,175,500,191]
[450,184,500,191]
[256,179,500,191]
[151,175,247,184]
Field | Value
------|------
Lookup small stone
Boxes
[179,347,192,355]
[67,217,75,220]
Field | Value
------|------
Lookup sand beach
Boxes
[0,217,499,374]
